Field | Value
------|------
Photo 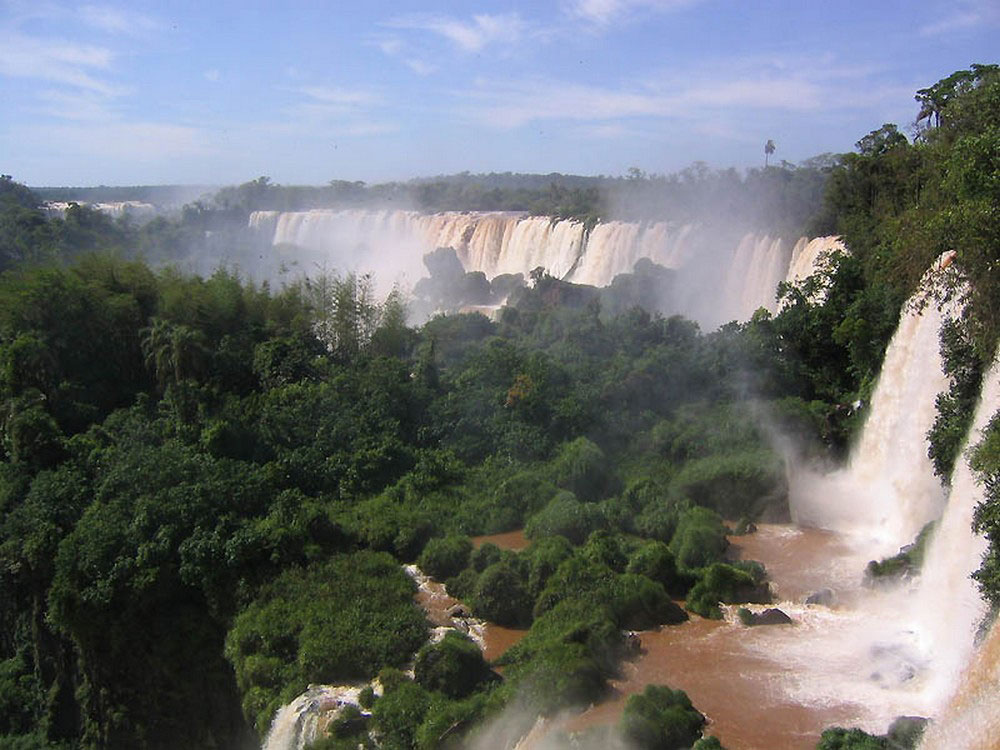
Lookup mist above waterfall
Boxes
[248,203,845,330]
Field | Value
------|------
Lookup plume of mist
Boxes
[458,697,642,750]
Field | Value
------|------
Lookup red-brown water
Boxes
[408,565,527,662]
[471,529,530,551]
[566,524,875,750]
[483,624,528,664]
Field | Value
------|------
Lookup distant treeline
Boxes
[31,184,217,206]
[31,160,834,238]
[205,162,831,236]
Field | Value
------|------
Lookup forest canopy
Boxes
[0,63,997,749]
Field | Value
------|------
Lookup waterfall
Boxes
[250,209,831,329]
[913,356,999,739]
[717,233,793,323]
[790,278,958,557]
[919,617,1000,749]
[785,236,845,288]
[776,256,999,738]
[262,684,366,750]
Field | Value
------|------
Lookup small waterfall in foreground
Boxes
[263,684,366,750]
[777,257,998,737]
[915,357,999,746]
[790,275,958,557]
[250,209,842,329]
[262,564,488,750]
[920,616,1000,749]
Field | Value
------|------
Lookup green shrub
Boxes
[444,568,479,601]
[580,530,628,572]
[328,704,368,739]
[225,552,427,735]
[525,491,606,545]
[473,561,533,627]
[627,541,681,595]
[533,556,616,619]
[551,437,616,502]
[413,632,496,699]
[378,668,408,694]
[816,727,887,749]
[635,502,684,543]
[671,450,787,520]
[493,469,559,521]
[413,691,494,750]
[522,535,574,597]
[358,685,375,709]
[499,600,622,713]
[372,680,431,750]
[607,574,688,629]
[418,535,473,580]
[469,542,503,572]
[669,506,729,571]
[619,684,705,750]
[864,522,935,583]
[693,736,726,749]
[685,563,770,619]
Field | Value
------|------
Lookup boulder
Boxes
[739,607,793,626]
[446,603,472,619]
[805,588,836,606]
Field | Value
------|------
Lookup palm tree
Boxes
[140,317,209,389]
[764,140,776,167]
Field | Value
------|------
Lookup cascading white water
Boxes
[251,209,832,329]
[912,355,998,728]
[790,279,959,557]
[717,233,793,323]
[773,258,997,737]
[785,236,845,289]
[263,684,366,750]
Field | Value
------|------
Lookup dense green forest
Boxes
[0,63,997,749]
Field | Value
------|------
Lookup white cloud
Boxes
[203,69,220,82]
[276,85,396,139]
[34,88,115,120]
[405,58,437,76]
[376,37,404,56]
[296,85,381,108]
[370,34,437,76]
[459,57,903,130]
[31,120,210,161]
[387,12,527,53]
[463,77,819,129]
[78,5,159,35]
[566,0,700,26]
[0,32,121,95]
[339,121,400,137]
[920,0,1000,35]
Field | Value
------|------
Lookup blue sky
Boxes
[1,0,997,186]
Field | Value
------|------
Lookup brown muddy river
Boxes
[566,524,878,750]
[423,524,912,749]
[471,528,530,551]
[410,565,528,662]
